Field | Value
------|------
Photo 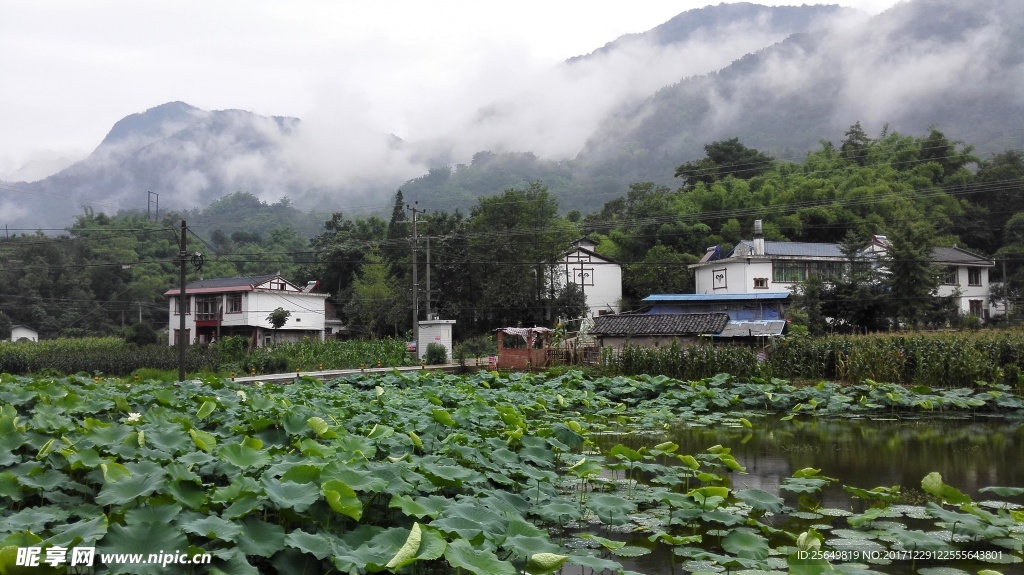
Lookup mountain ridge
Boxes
[2,0,1022,229]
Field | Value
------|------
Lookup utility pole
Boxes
[425,235,431,320]
[1003,257,1010,322]
[407,202,427,345]
[148,192,159,221]
[178,220,188,382]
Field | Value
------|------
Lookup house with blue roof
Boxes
[688,221,996,319]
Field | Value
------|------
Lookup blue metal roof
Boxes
[643,292,791,302]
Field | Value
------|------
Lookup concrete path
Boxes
[229,363,464,384]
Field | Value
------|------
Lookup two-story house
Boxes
[164,274,328,346]
[690,221,996,318]
[555,238,622,319]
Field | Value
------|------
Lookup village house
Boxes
[164,274,328,347]
[589,312,729,349]
[690,221,996,319]
[555,238,622,319]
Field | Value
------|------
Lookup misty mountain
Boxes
[400,0,1024,214]
[574,0,1024,192]
[568,2,850,64]
[3,0,1023,229]
[1,102,414,229]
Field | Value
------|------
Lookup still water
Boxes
[602,414,1024,502]
[589,414,1024,574]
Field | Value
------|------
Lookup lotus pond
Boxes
[0,370,1022,575]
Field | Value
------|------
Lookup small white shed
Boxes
[11,325,39,342]
[417,319,455,363]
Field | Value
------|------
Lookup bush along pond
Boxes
[0,370,1021,574]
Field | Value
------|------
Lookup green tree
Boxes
[344,250,404,337]
[385,190,409,265]
[791,231,896,334]
[124,322,159,346]
[550,282,589,323]
[622,245,695,303]
[883,223,944,329]
[266,307,291,344]
[467,182,577,329]
[840,121,872,166]
[303,212,388,296]
[674,138,774,186]
[0,311,11,340]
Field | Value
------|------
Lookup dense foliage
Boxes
[2,125,1023,340]
[0,371,1021,574]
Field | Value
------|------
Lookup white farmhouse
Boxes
[690,221,996,319]
[164,275,328,346]
[555,238,622,319]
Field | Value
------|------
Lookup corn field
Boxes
[603,341,763,381]
[602,331,1024,388]
[0,337,215,376]
[0,337,411,376]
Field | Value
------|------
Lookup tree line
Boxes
[2,123,1023,341]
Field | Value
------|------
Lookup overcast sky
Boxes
[0,0,903,179]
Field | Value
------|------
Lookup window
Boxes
[173,296,191,315]
[773,261,806,283]
[811,261,842,280]
[173,329,191,345]
[943,267,959,285]
[969,299,983,317]
[771,261,843,283]
[968,268,982,286]
[227,293,243,314]
[753,278,768,289]
[195,296,220,320]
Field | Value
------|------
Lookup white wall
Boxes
[11,326,38,342]
[937,266,991,316]
[167,289,327,346]
[418,320,455,362]
[558,250,622,317]
[694,260,773,294]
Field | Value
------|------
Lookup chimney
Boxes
[753,219,765,256]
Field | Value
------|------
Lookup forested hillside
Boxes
[4,1,1021,230]
[2,124,1023,341]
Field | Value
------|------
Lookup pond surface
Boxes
[589,414,1024,574]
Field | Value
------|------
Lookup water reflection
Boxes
[587,415,1024,574]
[600,415,1024,503]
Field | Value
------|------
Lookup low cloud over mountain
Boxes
[2,0,1021,229]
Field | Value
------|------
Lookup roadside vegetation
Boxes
[0,337,411,378]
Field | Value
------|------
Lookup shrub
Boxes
[425,342,448,365]
[124,322,159,346]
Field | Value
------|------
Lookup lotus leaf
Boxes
[444,538,517,575]
[723,529,770,560]
[261,477,320,512]
[735,488,785,514]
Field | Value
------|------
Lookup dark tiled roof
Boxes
[591,313,729,336]
[930,247,994,266]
